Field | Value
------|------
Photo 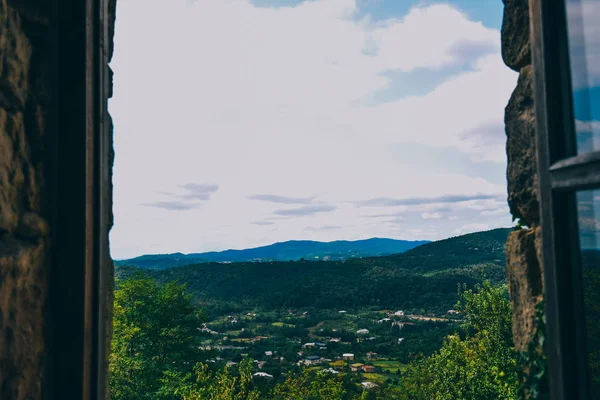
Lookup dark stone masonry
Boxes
[501,0,545,353]
[1,0,55,398]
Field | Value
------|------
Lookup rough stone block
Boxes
[501,0,531,71]
[0,1,32,110]
[0,235,47,400]
[506,227,544,352]
[6,0,51,24]
[505,64,539,226]
[0,109,26,233]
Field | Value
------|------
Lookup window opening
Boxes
[107,1,527,399]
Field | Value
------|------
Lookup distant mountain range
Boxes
[115,228,513,313]
[114,238,431,269]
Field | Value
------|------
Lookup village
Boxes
[195,307,462,388]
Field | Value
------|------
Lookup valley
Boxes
[190,306,460,387]
[113,228,514,396]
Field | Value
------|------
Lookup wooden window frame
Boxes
[51,0,111,398]
[530,0,598,398]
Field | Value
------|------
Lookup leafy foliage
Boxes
[516,302,549,400]
[270,369,347,400]
[400,282,518,399]
[109,273,208,400]
[109,232,529,400]
[176,360,261,400]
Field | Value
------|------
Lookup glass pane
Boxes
[576,190,600,392]
[565,0,600,153]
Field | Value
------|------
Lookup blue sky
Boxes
[577,190,600,250]
[109,0,517,259]
[251,0,504,29]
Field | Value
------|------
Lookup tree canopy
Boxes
[400,282,518,399]
[110,273,208,400]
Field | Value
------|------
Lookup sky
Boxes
[568,0,600,250]
[108,0,519,259]
[567,0,600,153]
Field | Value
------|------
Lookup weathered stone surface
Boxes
[0,109,26,233]
[0,0,32,110]
[108,0,117,62]
[501,0,531,71]
[0,1,53,398]
[6,0,52,24]
[505,64,539,226]
[506,227,544,352]
[0,235,47,400]
[16,212,49,239]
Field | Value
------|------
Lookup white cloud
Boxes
[366,5,499,71]
[566,0,600,89]
[422,212,442,219]
[481,207,509,216]
[575,120,600,133]
[109,0,515,258]
[455,223,491,235]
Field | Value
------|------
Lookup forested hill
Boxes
[114,237,430,269]
[115,228,512,314]
[404,227,510,257]
[382,227,510,273]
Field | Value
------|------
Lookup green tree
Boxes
[401,281,518,400]
[270,369,347,400]
[110,273,208,400]
[178,359,261,400]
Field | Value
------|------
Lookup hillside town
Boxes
[195,307,462,387]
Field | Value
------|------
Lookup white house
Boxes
[356,329,369,335]
[361,382,379,389]
[253,372,273,379]
[265,351,273,356]
[398,338,405,344]
[343,353,354,360]
[394,310,405,317]
[322,368,340,374]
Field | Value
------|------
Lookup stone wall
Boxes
[0,0,117,398]
[0,0,55,398]
[501,0,545,353]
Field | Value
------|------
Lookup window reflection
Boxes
[565,0,600,153]
[576,190,600,392]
